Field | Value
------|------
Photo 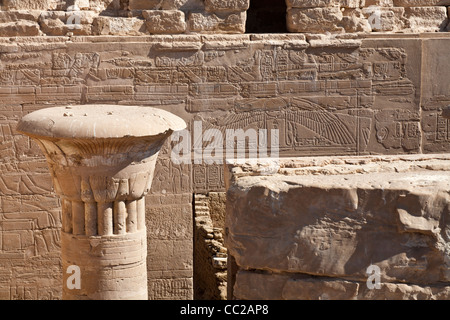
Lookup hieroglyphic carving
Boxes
[192,164,225,192]
[375,109,421,151]
[199,97,370,156]
[149,278,193,300]
[0,40,420,196]
[155,51,205,68]
[0,69,40,85]
[0,36,434,300]
[185,44,419,161]
[421,97,450,153]
[135,67,175,84]
[151,158,192,194]
[49,52,100,84]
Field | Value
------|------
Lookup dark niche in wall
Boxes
[246,0,288,33]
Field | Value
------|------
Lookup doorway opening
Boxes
[246,0,288,33]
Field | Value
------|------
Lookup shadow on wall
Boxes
[246,0,288,33]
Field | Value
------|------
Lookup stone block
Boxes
[75,0,90,8]
[82,0,120,12]
[0,11,41,23]
[129,0,163,10]
[0,21,41,37]
[393,0,443,6]
[361,6,406,31]
[39,11,96,36]
[55,0,91,9]
[2,0,59,10]
[159,0,205,10]
[204,0,250,12]
[143,10,187,34]
[146,202,192,240]
[287,7,344,33]
[148,277,193,300]
[341,8,372,32]
[225,155,450,290]
[92,17,147,35]
[2,233,21,251]
[287,0,361,8]
[188,11,246,33]
[404,7,448,32]
[363,0,394,6]
[129,0,203,10]
[234,271,450,300]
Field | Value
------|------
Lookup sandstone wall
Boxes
[287,0,449,33]
[0,0,448,36]
[0,33,449,299]
[0,0,250,36]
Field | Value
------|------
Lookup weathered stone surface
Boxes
[0,11,41,23]
[0,21,40,37]
[143,10,187,34]
[363,0,394,6]
[159,0,205,10]
[287,0,361,8]
[129,0,204,10]
[204,0,250,12]
[129,0,165,10]
[146,193,194,300]
[76,0,91,9]
[85,0,121,12]
[2,0,59,10]
[226,155,450,299]
[448,7,450,31]
[404,7,448,32]
[188,11,246,33]
[393,0,443,6]
[234,271,450,300]
[39,11,96,36]
[285,1,445,33]
[361,6,406,31]
[0,0,446,36]
[93,17,146,35]
[341,9,372,32]
[420,38,450,153]
[39,16,69,36]
[287,7,344,32]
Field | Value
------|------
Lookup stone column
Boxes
[17,105,186,300]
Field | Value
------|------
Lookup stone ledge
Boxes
[225,154,450,185]
[234,270,450,300]
[225,154,450,299]
[1,32,448,46]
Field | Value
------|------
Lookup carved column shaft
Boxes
[52,147,157,300]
